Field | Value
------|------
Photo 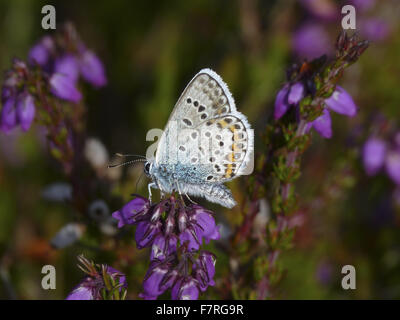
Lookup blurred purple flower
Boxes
[386,151,400,185]
[16,92,36,131]
[79,50,107,88]
[54,55,80,83]
[292,23,332,59]
[307,108,332,138]
[28,36,53,67]
[1,86,13,103]
[274,84,290,120]
[363,138,386,175]
[50,73,82,103]
[274,82,304,120]
[288,82,305,105]
[300,0,338,21]
[315,261,332,285]
[0,96,17,133]
[360,18,390,42]
[306,86,357,138]
[325,86,357,117]
[394,132,400,148]
[350,0,375,12]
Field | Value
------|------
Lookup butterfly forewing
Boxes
[155,69,253,183]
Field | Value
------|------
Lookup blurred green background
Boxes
[0,0,399,299]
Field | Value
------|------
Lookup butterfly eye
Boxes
[144,162,151,174]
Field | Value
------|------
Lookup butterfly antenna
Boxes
[115,153,147,159]
[108,159,146,169]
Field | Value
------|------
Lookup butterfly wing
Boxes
[155,68,253,182]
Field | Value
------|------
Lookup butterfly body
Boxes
[145,68,253,208]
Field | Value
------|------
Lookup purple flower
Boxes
[66,265,126,300]
[292,23,332,60]
[50,73,82,103]
[0,96,17,133]
[359,18,390,42]
[54,55,80,83]
[306,86,357,138]
[179,208,220,251]
[28,36,53,67]
[171,277,199,300]
[112,196,150,227]
[139,263,169,300]
[79,50,107,88]
[363,138,386,175]
[394,132,400,148]
[325,86,357,117]
[288,82,304,105]
[193,251,216,292]
[191,208,220,244]
[179,227,200,251]
[300,0,338,21]
[315,261,332,285]
[107,266,127,289]
[274,83,304,120]
[386,151,400,185]
[307,108,332,138]
[16,92,35,131]
[159,269,179,292]
[306,108,332,138]
[66,277,96,300]
[135,220,162,249]
[350,0,375,12]
[1,86,13,104]
[150,235,177,261]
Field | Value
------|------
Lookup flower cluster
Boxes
[274,31,367,139]
[274,82,357,138]
[67,255,127,300]
[293,0,389,60]
[0,23,107,134]
[0,60,35,133]
[29,26,107,103]
[112,195,219,300]
[363,132,400,185]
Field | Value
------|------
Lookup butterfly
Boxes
[144,68,254,208]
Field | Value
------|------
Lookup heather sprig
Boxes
[229,31,369,299]
[66,255,127,300]
[0,24,119,250]
[0,23,106,175]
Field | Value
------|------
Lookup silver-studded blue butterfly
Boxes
[144,69,254,208]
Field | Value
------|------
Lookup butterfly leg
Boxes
[147,182,157,203]
[174,179,187,205]
[184,192,198,205]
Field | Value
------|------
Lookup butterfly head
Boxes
[143,160,154,177]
